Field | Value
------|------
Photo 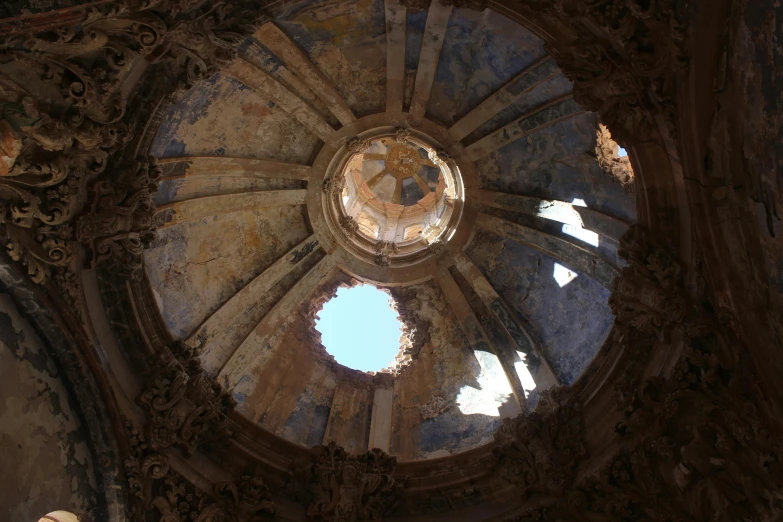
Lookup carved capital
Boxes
[137,341,236,457]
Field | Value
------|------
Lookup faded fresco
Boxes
[467,231,615,385]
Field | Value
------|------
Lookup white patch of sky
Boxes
[315,285,403,372]
[618,147,628,157]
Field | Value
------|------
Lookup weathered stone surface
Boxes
[0,294,97,521]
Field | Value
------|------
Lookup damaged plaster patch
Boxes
[0,294,97,521]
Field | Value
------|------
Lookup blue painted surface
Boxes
[467,231,615,385]
[477,113,637,222]
[427,9,546,126]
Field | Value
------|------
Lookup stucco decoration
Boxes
[507,265,782,522]
[126,422,276,521]
[0,0,271,290]
[138,341,236,457]
[77,158,162,278]
[493,386,586,498]
[298,442,399,522]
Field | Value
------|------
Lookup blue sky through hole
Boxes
[315,285,403,372]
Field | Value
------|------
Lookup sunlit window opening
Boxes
[513,351,537,397]
[535,198,599,247]
[553,262,578,287]
[456,350,513,417]
[315,285,403,372]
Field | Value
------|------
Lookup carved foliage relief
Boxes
[0,1,267,289]
[138,341,236,457]
[298,442,398,522]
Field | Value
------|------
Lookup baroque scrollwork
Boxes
[515,0,689,145]
[125,421,276,522]
[0,0,268,290]
[138,341,236,457]
[76,158,161,277]
[493,386,586,499]
[374,241,399,268]
[298,442,398,522]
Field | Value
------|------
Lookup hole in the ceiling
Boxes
[315,285,403,372]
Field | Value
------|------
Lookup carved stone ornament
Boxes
[77,158,161,278]
[392,128,411,144]
[298,442,398,521]
[125,421,276,522]
[0,0,269,289]
[347,137,370,155]
[374,241,399,268]
[339,215,359,235]
[609,225,686,341]
[138,341,236,457]
[427,148,450,166]
[507,303,783,522]
[323,176,345,196]
[493,386,586,499]
[512,0,689,146]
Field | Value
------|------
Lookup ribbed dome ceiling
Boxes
[144,0,635,461]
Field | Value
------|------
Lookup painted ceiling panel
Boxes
[273,0,387,117]
[144,207,309,340]
[477,113,637,222]
[427,8,546,126]
[151,73,320,163]
[466,230,614,385]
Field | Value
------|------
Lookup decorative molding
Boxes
[323,176,345,196]
[392,127,411,144]
[374,240,399,267]
[347,137,370,155]
[515,0,689,145]
[339,215,359,235]
[0,0,269,290]
[296,442,399,521]
[76,158,161,278]
[125,421,276,522]
[493,386,586,498]
[138,341,236,457]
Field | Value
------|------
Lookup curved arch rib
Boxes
[452,253,559,391]
[449,56,559,142]
[255,22,356,127]
[156,156,311,181]
[466,95,583,160]
[409,0,451,120]
[217,254,338,387]
[385,0,407,112]
[155,189,307,228]
[477,213,619,289]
